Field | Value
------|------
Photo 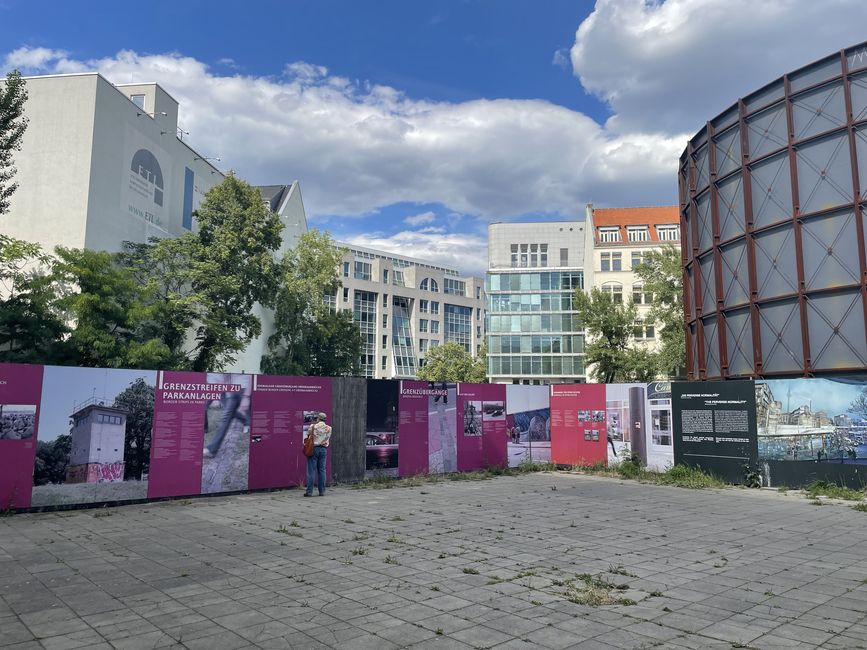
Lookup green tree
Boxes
[51,247,172,368]
[113,378,155,480]
[185,175,283,371]
[417,342,487,383]
[573,287,642,383]
[0,70,28,215]
[0,235,67,363]
[33,434,70,486]
[118,237,198,369]
[634,244,685,378]
[262,229,362,376]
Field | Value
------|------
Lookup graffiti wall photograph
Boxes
[32,365,157,507]
[504,385,550,467]
[427,382,457,473]
[0,363,44,509]
[365,380,399,478]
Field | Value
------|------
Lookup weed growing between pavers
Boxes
[805,480,867,502]
[572,461,727,489]
[852,502,867,512]
[563,574,635,607]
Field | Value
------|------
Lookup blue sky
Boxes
[3,0,867,275]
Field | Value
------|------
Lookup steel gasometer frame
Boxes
[680,42,867,379]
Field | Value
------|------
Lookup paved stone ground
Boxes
[2,472,867,650]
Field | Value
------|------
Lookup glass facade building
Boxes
[680,42,867,379]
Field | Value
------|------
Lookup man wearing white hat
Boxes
[304,412,332,497]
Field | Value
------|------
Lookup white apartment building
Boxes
[486,221,592,384]
[334,243,485,378]
[584,204,680,353]
[1,73,308,373]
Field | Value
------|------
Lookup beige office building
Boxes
[334,243,485,378]
[584,204,681,353]
[1,72,308,373]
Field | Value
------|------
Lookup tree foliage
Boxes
[0,235,67,363]
[113,378,155,480]
[634,244,685,378]
[33,434,70,486]
[261,229,361,376]
[573,287,655,383]
[417,342,486,383]
[185,174,283,371]
[0,70,28,215]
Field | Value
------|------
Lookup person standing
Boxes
[305,412,332,497]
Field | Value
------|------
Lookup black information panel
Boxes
[672,381,758,483]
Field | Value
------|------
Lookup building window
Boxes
[382,293,388,308]
[633,284,643,305]
[598,227,621,243]
[419,338,429,353]
[343,287,349,302]
[445,304,472,352]
[391,296,417,376]
[540,244,548,267]
[130,94,146,110]
[430,339,440,349]
[633,321,656,340]
[602,282,623,304]
[382,269,389,284]
[342,261,350,277]
[529,243,538,268]
[520,244,528,268]
[444,278,465,296]
[419,299,428,313]
[627,226,650,242]
[430,301,439,315]
[420,278,439,292]
[657,224,680,241]
[602,252,621,271]
[420,319,429,333]
[476,286,481,300]
[353,290,377,377]
[631,251,645,268]
[560,248,568,266]
[430,320,440,334]
[476,307,481,320]
[510,244,519,268]
[393,270,406,287]
[354,261,371,280]
[382,313,388,328]
[382,356,387,370]
[382,334,388,349]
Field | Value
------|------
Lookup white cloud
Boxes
[551,48,570,70]
[571,0,867,134]
[6,46,681,221]
[345,230,489,277]
[4,46,68,72]
[404,211,436,226]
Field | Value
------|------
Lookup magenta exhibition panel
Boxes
[5,361,867,511]
[680,41,867,380]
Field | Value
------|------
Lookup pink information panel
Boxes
[248,375,331,490]
[148,371,254,498]
[550,383,607,466]
[457,383,508,471]
[397,380,433,476]
[0,363,43,508]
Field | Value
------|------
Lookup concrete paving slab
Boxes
[1,472,867,649]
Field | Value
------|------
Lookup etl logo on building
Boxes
[130,148,164,206]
